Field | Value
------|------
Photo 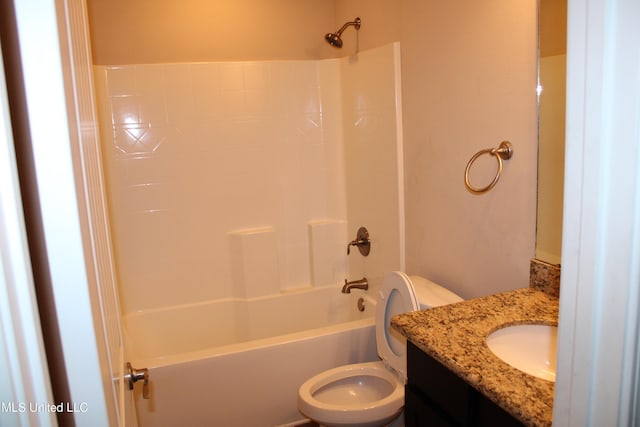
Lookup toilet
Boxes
[298,271,463,427]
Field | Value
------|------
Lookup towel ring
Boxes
[464,141,513,194]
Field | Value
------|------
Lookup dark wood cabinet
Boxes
[405,341,524,427]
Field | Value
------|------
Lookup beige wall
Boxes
[540,0,567,57]
[400,0,538,298]
[86,0,403,64]
[87,0,340,63]
[335,0,401,53]
[87,0,538,299]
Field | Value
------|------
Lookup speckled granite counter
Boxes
[391,288,558,427]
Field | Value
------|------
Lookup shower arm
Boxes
[334,18,361,36]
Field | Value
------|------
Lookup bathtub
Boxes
[126,285,379,427]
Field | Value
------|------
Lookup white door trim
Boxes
[8,0,116,425]
[554,0,640,424]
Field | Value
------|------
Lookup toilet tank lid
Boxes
[409,275,463,307]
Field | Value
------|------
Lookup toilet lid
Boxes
[376,271,419,380]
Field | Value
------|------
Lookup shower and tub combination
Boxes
[95,25,405,424]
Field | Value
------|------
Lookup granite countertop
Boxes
[391,287,558,427]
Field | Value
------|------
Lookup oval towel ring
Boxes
[464,141,513,194]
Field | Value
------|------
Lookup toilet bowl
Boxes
[298,271,463,427]
[298,362,404,427]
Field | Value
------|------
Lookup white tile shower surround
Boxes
[94,43,404,315]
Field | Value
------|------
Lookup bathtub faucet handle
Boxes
[347,226,371,256]
[125,362,150,399]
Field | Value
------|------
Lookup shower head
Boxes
[325,32,344,48]
[325,17,361,48]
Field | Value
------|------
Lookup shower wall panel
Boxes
[341,43,405,290]
[94,60,347,312]
[94,44,403,315]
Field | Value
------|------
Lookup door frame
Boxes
[554,0,640,424]
[3,0,124,425]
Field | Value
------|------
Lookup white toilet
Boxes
[298,271,463,427]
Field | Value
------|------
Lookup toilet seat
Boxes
[375,271,419,381]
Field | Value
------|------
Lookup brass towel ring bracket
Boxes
[464,141,513,194]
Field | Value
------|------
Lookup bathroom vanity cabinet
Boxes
[404,341,524,427]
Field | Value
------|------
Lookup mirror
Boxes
[536,0,567,265]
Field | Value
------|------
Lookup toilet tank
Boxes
[409,275,464,309]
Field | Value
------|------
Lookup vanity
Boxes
[391,287,558,427]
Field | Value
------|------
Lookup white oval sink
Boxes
[486,324,557,382]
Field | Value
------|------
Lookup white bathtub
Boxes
[126,285,379,426]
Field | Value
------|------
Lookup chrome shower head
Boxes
[325,32,344,48]
[325,17,361,48]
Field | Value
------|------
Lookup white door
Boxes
[7,0,137,425]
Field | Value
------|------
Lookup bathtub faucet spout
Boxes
[342,277,369,293]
